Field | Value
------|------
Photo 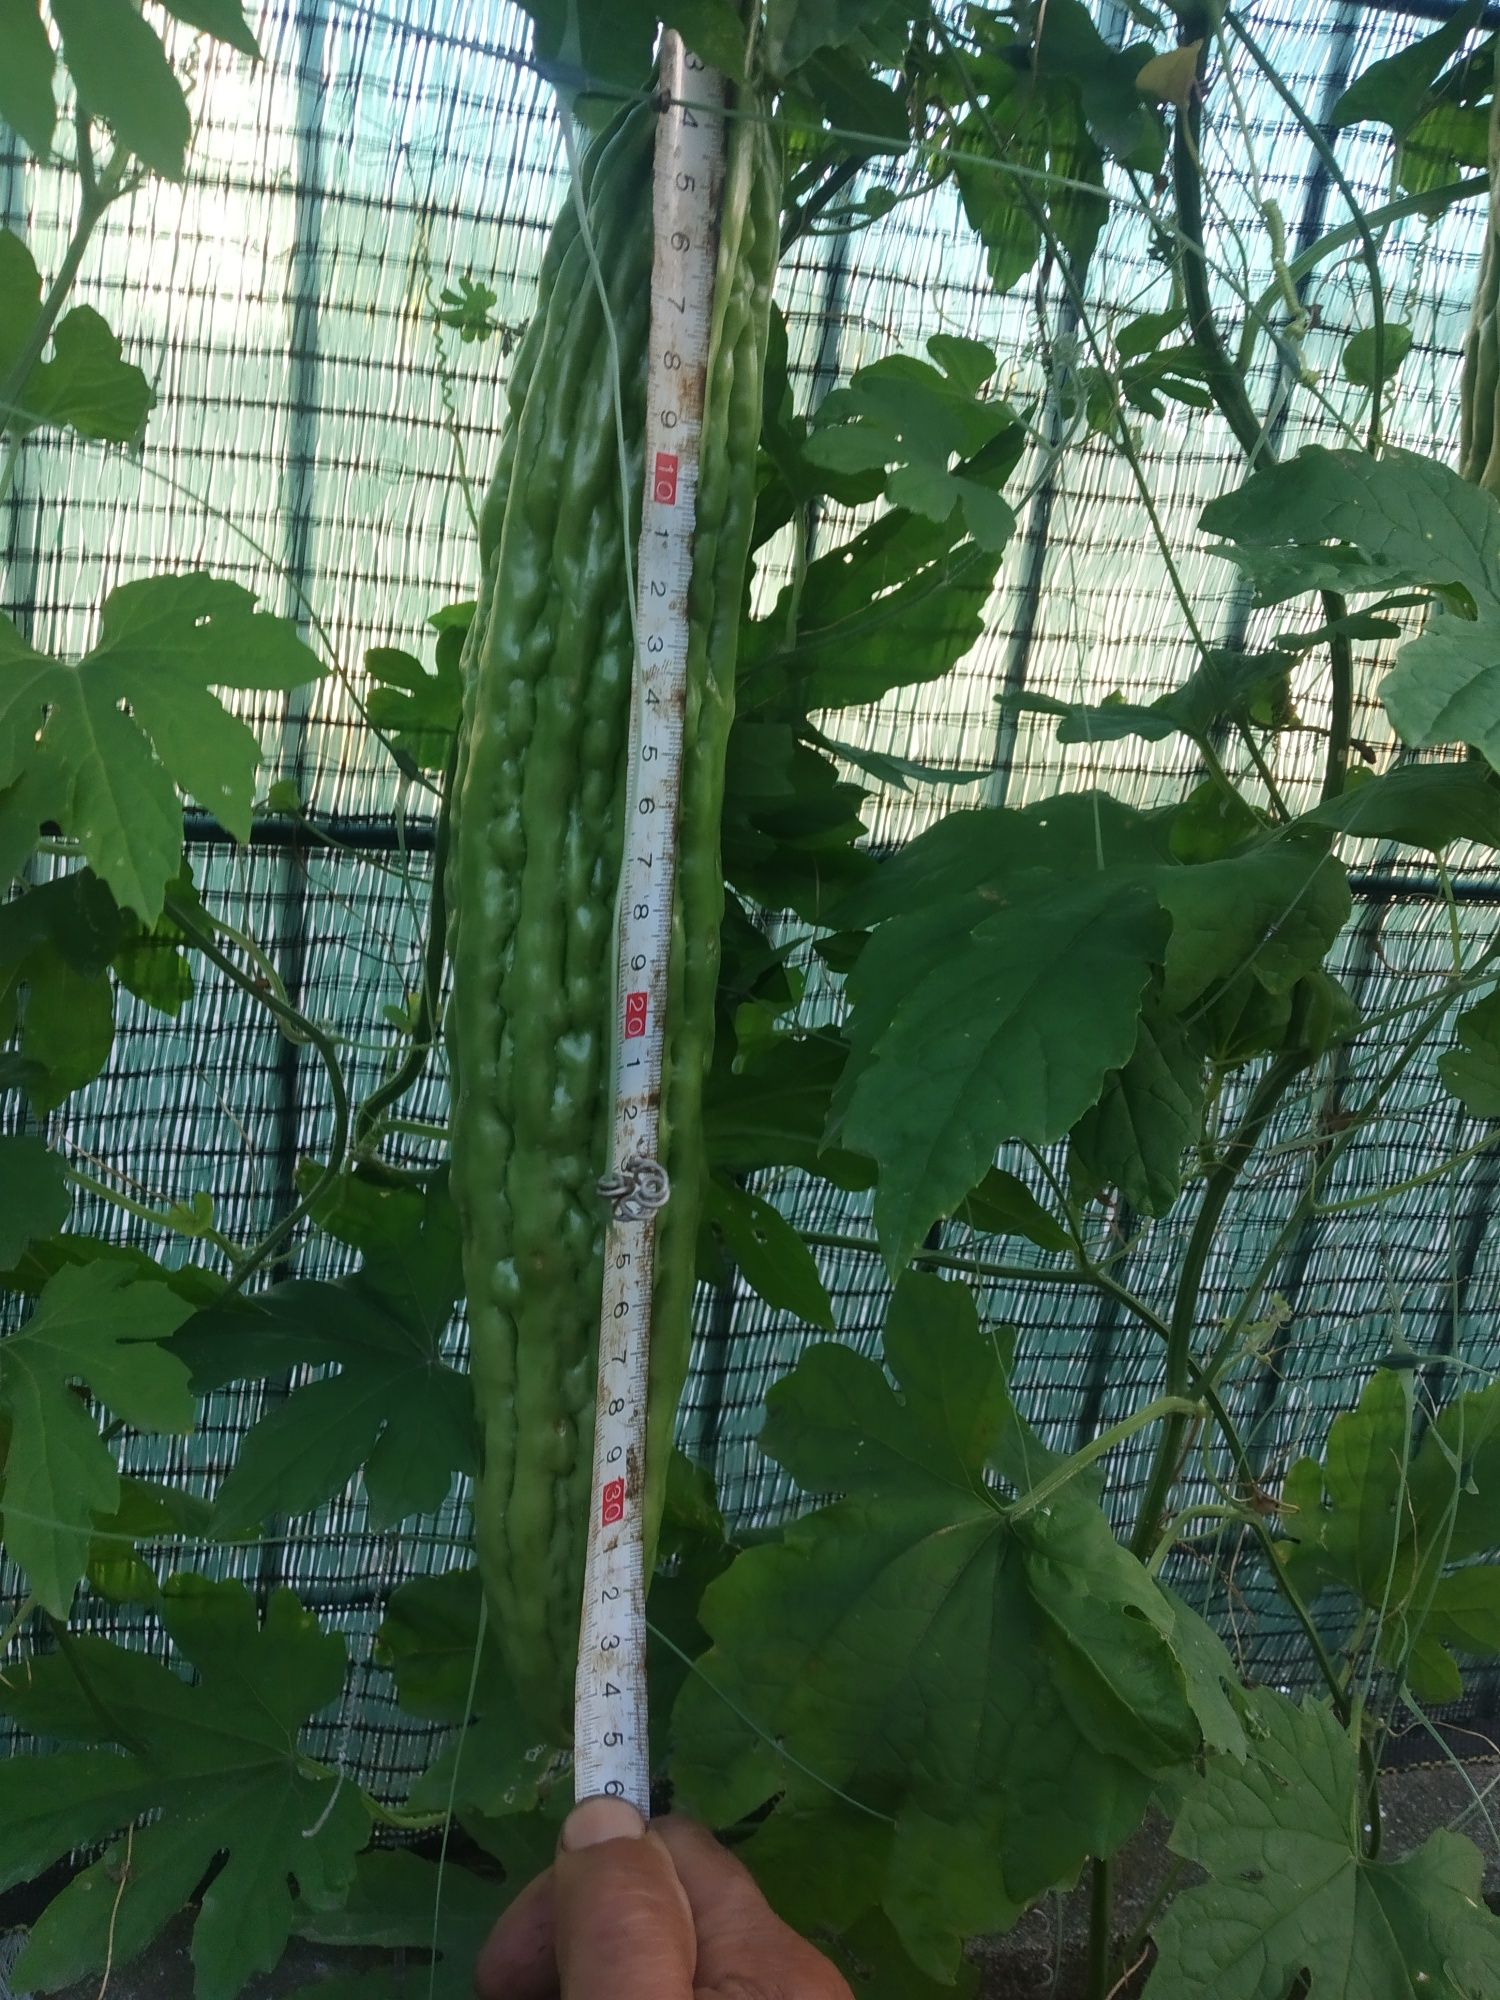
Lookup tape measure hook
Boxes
[597,1153,671,1221]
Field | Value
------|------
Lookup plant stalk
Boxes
[1129,1052,1307,1558]
[352,738,457,1150]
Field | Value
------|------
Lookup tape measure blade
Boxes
[574,34,727,1812]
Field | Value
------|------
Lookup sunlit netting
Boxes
[2,0,1497,1794]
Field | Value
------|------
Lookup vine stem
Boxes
[1006,1397,1202,1522]
[1170,23,1352,807]
[800,1228,1100,1289]
[352,738,457,1152]
[163,888,350,1293]
[1129,1052,1308,1560]
[1086,1856,1114,2000]
[0,133,128,432]
[0,1595,37,1656]
[61,1161,244,1261]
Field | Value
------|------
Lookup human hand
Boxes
[474,1797,856,1999]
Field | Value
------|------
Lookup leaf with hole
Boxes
[704,1177,835,1328]
[1146,1690,1500,1999]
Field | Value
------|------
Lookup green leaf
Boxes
[0,0,56,154]
[830,789,1175,932]
[0,574,324,922]
[952,80,1108,296]
[0,1133,71,1263]
[173,1177,475,1532]
[704,1178,835,1329]
[50,0,192,178]
[374,1566,569,1837]
[1032,0,1164,165]
[0,230,153,440]
[1331,0,1485,136]
[1277,1369,1417,1608]
[1,1577,370,2000]
[1300,761,1500,851]
[1157,841,1351,1008]
[158,0,261,59]
[1276,1370,1500,1688]
[517,0,657,113]
[1013,648,1293,751]
[954,1166,1070,1252]
[742,424,1025,715]
[288,1850,499,2000]
[836,871,1166,1269]
[805,340,1016,550]
[1201,445,1497,606]
[0,1261,194,1614]
[763,0,903,73]
[1398,99,1491,202]
[1407,1378,1500,1564]
[673,1273,1220,1977]
[1147,1690,1500,2000]
[721,724,874,923]
[1069,1000,1203,1216]
[802,726,990,794]
[1426,1562,1500,1659]
[1201,447,1500,768]
[1438,988,1500,1116]
[364,621,465,773]
[703,1032,874,1190]
[1342,320,1414,390]
[0,873,131,1108]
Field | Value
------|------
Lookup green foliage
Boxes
[1330,0,1485,139]
[1013,646,1294,749]
[6,7,1500,1994]
[0,0,58,155]
[0,1577,369,2000]
[1301,761,1500,851]
[1147,1690,1500,1999]
[172,1177,476,1533]
[0,228,153,440]
[740,418,1026,714]
[1342,320,1414,390]
[375,1567,569,1858]
[1069,997,1203,1215]
[836,861,1166,1268]
[1202,447,1500,769]
[1439,988,1500,1116]
[0,575,324,921]
[804,336,1018,548]
[704,1176,836,1327]
[672,1273,1244,1978]
[363,602,470,773]
[0,1260,194,1614]
[0,1133,70,1262]
[1277,1369,1500,1699]
[0,870,197,1112]
[824,791,1354,1264]
[289,1851,500,2000]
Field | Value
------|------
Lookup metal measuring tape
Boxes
[574,32,728,1813]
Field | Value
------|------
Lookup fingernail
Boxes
[562,1796,647,1850]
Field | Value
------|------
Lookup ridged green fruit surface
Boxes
[447,84,781,1736]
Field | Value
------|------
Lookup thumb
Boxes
[553,1797,697,2000]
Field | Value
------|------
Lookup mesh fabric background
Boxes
[2,0,1498,1794]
